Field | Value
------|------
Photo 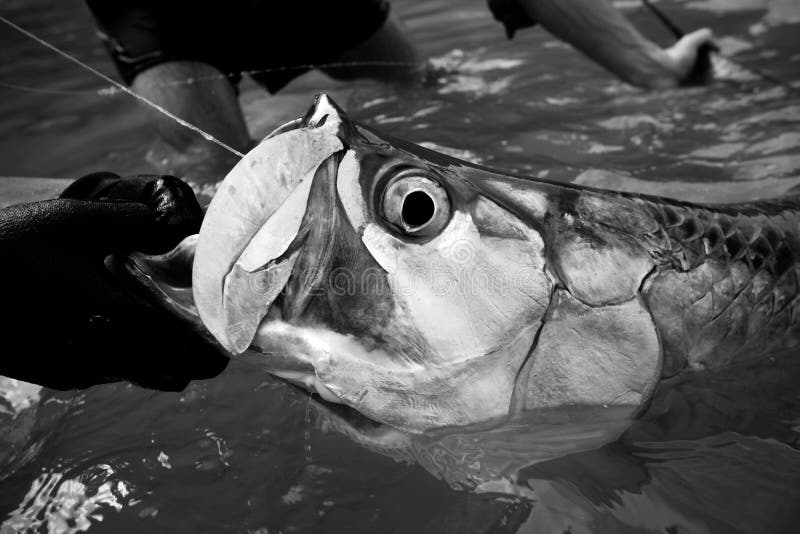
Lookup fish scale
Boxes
[642,197,800,275]
[633,196,800,375]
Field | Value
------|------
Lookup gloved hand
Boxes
[0,172,228,391]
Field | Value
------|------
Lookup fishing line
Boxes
[641,0,797,93]
[0,14,246,158]
[642,0,687,40]
[0,59,419,98]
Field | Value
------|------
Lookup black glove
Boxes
[487,0,537,39]
[0,172,228,391]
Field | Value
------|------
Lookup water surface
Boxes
[1,0,800,532]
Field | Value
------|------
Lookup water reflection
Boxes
[311,352,800,532]
[2,349,799,532]
[1,0,800,531]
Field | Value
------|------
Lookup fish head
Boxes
[192,94,556,433]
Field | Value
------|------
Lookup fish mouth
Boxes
[109,235,202,327]
[192,94,349,355]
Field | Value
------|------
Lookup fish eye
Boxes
[380,171,450,237]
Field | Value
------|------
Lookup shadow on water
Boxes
[2,349,799,533]
[2,0,800,532]
[307,350,800,532]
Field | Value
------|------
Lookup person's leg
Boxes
[321,13,425,84]
[133,61,251,154]
[132,61,252,181]
[87,1,253,179]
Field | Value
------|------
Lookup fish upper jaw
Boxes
[192,94,349,354]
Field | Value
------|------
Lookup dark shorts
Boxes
[86,0,391,92]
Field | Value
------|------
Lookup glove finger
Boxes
[65,173,204,254]
[59,171,122,201]
[145,176,204,253]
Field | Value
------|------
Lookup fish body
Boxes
[125,95,800,435]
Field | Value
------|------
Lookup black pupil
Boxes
[401,190,435,227]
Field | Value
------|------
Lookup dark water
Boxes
[2,0,800,532]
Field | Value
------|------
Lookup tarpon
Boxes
[119,94,800,437]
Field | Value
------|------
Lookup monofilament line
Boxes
[0,14,245,159]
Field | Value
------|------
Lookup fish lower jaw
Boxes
[271,370,342,404]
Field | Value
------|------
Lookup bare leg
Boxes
[132,61,251,182]
[321,13,425,83]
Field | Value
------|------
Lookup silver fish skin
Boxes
[131,94,800,435]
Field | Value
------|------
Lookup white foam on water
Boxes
[0,377,41,415]
[1,467,131,534]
